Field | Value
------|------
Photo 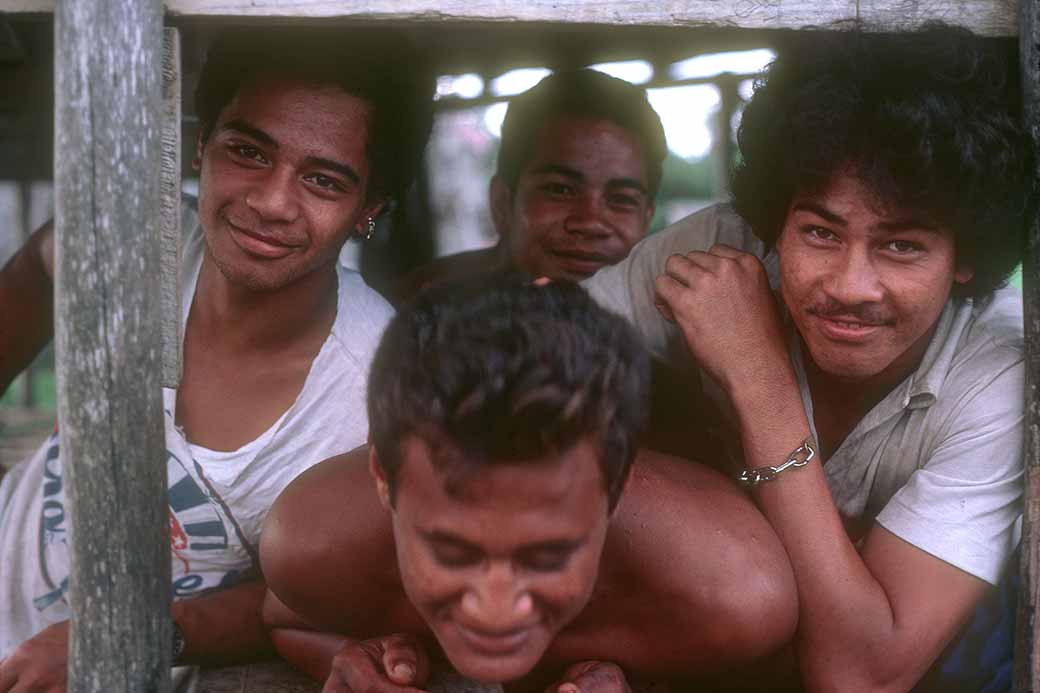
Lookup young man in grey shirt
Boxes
[586,23,1032,691]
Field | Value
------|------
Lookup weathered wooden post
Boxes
[1017,0,1040,690]
[54,0,171,690]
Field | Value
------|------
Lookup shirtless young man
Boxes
[586,24,1034,690]
[261,279,797,692]
[0,27,432,691]
[393,68,665,302]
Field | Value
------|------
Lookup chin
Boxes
[811,350,891,382]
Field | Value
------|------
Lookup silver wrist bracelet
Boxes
[738,438,816,487]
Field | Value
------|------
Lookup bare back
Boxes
[261,447,796,680]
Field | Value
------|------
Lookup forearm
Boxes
[730,379,907,690]
[270,628,351,682]
[0,221,54,394]
[172,578,275,667]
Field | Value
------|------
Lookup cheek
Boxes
[778,264,809,310]
[515,197,562,238]
[536,554,602,617]
[613,215,648,248]
[392,536,452,609]
[888,279,949,330]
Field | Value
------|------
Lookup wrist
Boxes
[725,358,802,423]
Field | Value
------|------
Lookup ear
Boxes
[954,263,974,285]
[489,175,514,241]
[354,198,389,238]
[369,447,392,510]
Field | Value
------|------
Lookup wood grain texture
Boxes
[0,0,1019,36]
[161,28,182,389]
[54,0,172,691]
[1019,2,1040,691]
[1016,1,1040,689]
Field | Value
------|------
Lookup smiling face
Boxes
[492,116,654,281]
[196,78,383,291]
[373,436,610,683]
[776,172,973,389]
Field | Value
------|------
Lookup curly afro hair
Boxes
[731,23,1035,298]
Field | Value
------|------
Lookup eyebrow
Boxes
[421,529,587,553]
[220,118,362,186]
[792,200,940,234]
[791,201,846,226]
[530,163,648,194]
[220,119,277,147]
[875,218,941,234]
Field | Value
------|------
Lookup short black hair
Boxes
[195,27,434,202]
[731,23,1035,298]
[496,69,667,198]
[368,277,650,512]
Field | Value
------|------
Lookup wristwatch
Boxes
[171,621,186,663]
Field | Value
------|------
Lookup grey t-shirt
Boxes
[585,203,1024,585]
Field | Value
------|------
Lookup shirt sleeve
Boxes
[875,348,1024,585]
[582,203,763,367]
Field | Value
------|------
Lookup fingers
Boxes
[705,243,745,260]
[653,297,676,323]
[653,275,687,318]
[561,660,631,693]
[380,634,429,687]
[324,634,430,693]
[661,244,751,284]
[655,244,768,317]
[548,660,631,693]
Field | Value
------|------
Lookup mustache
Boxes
[806,298,892,325]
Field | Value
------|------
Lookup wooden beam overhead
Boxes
[0,0,1019,36]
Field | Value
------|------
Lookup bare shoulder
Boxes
[260,446,400,632]
[604,449,792,594]
[553,449,797,673]
[262,446,377,552]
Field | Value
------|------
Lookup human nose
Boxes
[823,246,884,305]
[564,193,610,238]
[460,562,533,630]
[244,167,300,223]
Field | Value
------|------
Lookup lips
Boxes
[810,313,888,343]
[454,623,532,656]
[225,218,299,259]
[550,250,616,278]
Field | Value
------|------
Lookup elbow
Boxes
[799,647,918,693]
[801,668,902,693]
